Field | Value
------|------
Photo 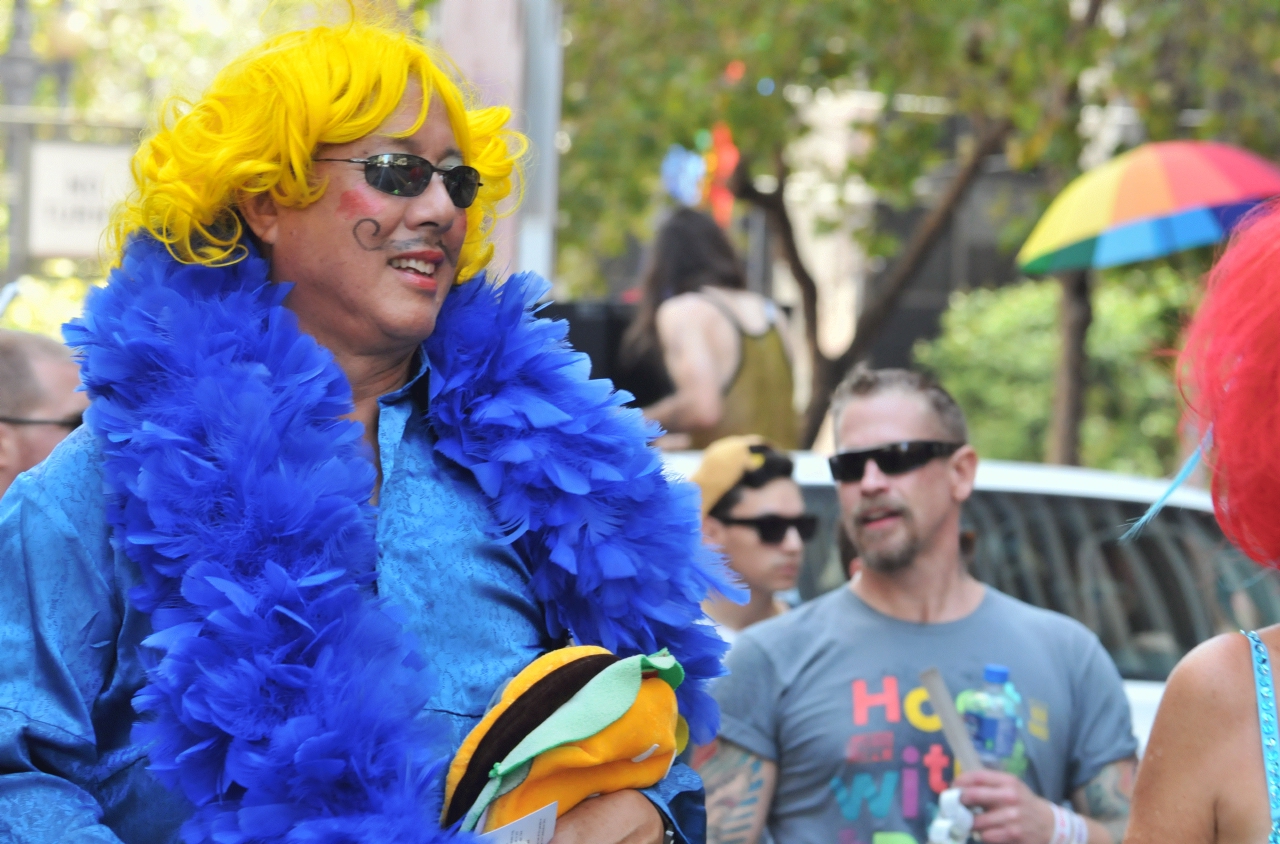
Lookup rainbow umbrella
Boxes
[1018,141,1280,274]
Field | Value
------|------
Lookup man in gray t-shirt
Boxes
[697,366,1138,844]
[715,586,1135,843]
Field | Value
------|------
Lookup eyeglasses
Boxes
[716,514,818,544]
[313,153,483,208]
[828,441,963,483]
[0,412,82,431]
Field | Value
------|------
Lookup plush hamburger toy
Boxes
[442,646,687,833]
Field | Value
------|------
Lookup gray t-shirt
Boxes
[713,586,1137,844]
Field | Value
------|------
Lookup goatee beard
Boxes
[846,506,919,573]
[860,538,919,573]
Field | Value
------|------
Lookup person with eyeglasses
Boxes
[0,17,727,844]
[699,366,1138,844]
[690,436,815,645]
[0,329,87,498]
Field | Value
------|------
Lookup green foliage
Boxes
[913,282,1058,465]
[914,264,1199,477]
[559,1,827,293]
[1112,0,1280,155]
[559,0,1114,293]
[558,0,1280,288]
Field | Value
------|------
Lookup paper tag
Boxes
[476,801,557,844]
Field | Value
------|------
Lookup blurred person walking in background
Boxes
[617,207,798,449]
[0,329,87,497]
[691,436,814,645]
[699,366,1137,844]
[1126,204,1280,844]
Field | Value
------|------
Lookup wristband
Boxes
[1071,809,1089,844]
[1049,804,1088,844]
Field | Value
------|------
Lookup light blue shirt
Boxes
[0,356,701,842]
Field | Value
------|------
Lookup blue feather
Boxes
[68,238,468,843]
[1120,430,1210,542]
[426,271,743,743]
[66,238,737,839]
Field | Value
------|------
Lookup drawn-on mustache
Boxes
[352,220,457,267]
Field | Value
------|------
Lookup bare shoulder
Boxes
[1140,631,1259,777]
[1161,631,1257,723]
[1126,632,1261,844]
[656,293,740,371]
[656,292,719,322]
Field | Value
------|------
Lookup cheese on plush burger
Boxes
[442,645,687,833]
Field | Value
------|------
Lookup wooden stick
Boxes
[919,667,984,773]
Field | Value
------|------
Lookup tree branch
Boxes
[731,153,824,369]
[731,152,833,447]
[727,0,1100,448]
[838,118,1012,375]
[791,117,1014,443]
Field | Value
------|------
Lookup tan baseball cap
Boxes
[690,435,771,517]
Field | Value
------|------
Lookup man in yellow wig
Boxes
[0,15,733,844]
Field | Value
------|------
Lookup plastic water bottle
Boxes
[961,664,1018,768]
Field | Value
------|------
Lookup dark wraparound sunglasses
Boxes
[716,514,818,544]
[828,440,964,483]
[0,413,82,431]
[314,153,482,207]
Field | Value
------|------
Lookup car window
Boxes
[795,485,1280,681]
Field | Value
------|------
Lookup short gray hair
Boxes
[0,329,72,416]
[830,364,968,443]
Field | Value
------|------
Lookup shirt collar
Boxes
[378,345,430,408]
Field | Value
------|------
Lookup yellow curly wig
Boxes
[108,19,526,282]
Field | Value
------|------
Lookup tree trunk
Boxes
[731,153,827,446]
[1048,269,1092,465]
[733,120,1012,448]
[800,118,1014,445]
[721,0,1103,450]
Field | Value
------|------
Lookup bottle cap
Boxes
[983,664,1009,684]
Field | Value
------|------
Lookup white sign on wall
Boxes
[28,141,135,259]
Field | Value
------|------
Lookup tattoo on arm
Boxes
[1072,756,1137,844]
[695,739,777,844]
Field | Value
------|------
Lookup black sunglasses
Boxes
[0,412,82,431]
[716,514,818,544]
[828,440,964,483]
[314,153,483,208]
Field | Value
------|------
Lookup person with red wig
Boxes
[1125,203,1280,844]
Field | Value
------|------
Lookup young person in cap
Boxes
[691,436,815,644]
[698,367,1138,844]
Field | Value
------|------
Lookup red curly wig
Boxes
[1182,201,1280,563]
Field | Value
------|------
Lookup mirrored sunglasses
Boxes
[314,153,482,208]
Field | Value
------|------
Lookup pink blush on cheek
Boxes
[336,189,381,219]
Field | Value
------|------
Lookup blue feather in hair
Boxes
[1120,428,1210,542]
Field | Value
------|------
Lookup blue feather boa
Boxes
[65,238,734,843]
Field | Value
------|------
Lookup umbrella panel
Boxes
[1021,200,1262,273]
[1018,141,1280,273]
[1093,207,1223,268]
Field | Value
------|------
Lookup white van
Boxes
[662,453,1280,754]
